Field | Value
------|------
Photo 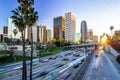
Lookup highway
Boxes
[83,50,120,80]
[0,50,78,80]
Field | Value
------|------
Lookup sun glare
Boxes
[102,35,107,43]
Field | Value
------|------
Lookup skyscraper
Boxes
[88,29,93,41]
[3,26,8,35]
[93,35,98,43]
[54,16,65,40]
[3,26,8,42]
[65,12,76,43]
[46,29,52,42]
[8,18,21,39]
[39,24,47,44]
[81,20,88,43]
[76,33,80,44]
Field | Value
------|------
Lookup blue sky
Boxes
[0,0,120,37]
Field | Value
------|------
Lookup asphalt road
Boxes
[83,50,120,80]
[0,50,75,80]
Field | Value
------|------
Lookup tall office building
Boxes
[65,12,76,43]
[81,20,88,42]
[3,26,8,35]
[32,26,37,42]
[93,35,98,43]
[38,24,47,43]
[46,29,52,42]
[76,33,80,44]
[8,18,21,39]
[3,26,8,42]
[88,29,93,41]
[54,16,65,40]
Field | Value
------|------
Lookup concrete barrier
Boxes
[105,45,119,57]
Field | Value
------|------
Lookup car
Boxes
[73,63,79,68]
[62,57,69,61]
[41,59,49,63]
[57,64,64,68]
[59,71,71,79]
[13,65,23,70]
[71,58,76,61]
[53,56,58,59]
[95,54,98,57]
[32,62,38,66]
[34,71,48,79]
[79,53,83,57]
[48,57,53,60]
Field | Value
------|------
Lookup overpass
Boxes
[63,43,98,50]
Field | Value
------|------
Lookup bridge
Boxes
[63,43,98,50]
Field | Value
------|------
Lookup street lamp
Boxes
[110,26,114,39]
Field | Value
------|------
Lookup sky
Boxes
[0,0,120,37]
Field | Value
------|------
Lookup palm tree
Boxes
[11,6,27,80]
[110,26,114,39]
[13,29,18,47]
[27,7,38,80]
[13,29,18,62]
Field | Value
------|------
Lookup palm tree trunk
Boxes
[22,30,27,80]
[30,26,33,80]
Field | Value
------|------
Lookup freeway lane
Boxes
[0,50,74,80]
[84,50,120,80]
[0,50,71,73]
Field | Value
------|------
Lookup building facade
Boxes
[8,18,21,39]
[65,12,76,43]
[54,16,65,40]
[88,29,93,41]
[93,35,98,43]
[81,20,88,43]
[3,26,8,42]
[46,29,52,42]
[38,24,47,44]
[76,33,80,44]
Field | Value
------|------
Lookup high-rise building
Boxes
[3,26,8,35]
[8,18,21,39]
[38,24,47,44]
[28,27,32,41]
[54,16,65,40]
[81,20,88,43]
[93,35,98,43]
[46,29,52,42]
[3,26,8,42]
[32,26,37,42]
[76,33,80,44]
[88,29,93,41]
[65,12,76,43]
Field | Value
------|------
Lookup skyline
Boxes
[0,0,120,37]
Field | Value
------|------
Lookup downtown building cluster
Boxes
[81,20,98,43]
[0,12,100,44]
[54,12,76,43]
[0,18,52,44]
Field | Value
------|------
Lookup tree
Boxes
[11,6,27,80]
[16,1,37,80]
[110,26,114,39]
[13,29,18,46]
[27,7,38,80]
